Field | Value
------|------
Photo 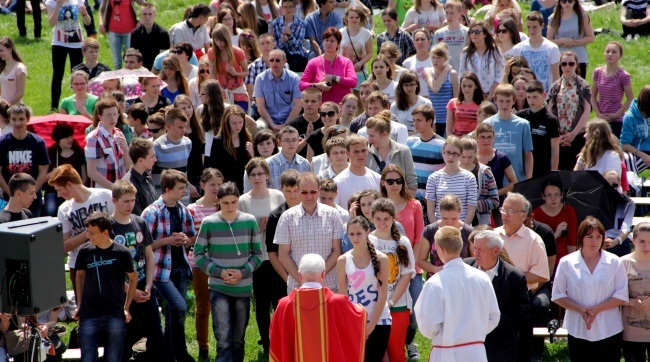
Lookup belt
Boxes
[432,341,483,349]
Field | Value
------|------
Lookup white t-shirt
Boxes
[577,150,622,176]
[390,96,433,133]
[510,38,560,91]
[380,80,398,103]
[369,234,416,309]
[358,121,409,145]
[333,167,381,208]
[333,0,358,20]
[402,55,433,99]
[45,0,84,48]
[339,27,372,67]
[402,6,446,30]
[58,188,115,268]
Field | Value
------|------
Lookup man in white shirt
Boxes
[275,173,344,292]
[333,134,381,209]
[415,226,500,362]
[510,11,560,91]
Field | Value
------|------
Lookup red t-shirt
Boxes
[208,47,247,102]
[108,0,137,34]
[447,99,479,136]
[533,204,578,262]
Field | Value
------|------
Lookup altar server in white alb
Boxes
[414,226,500,362]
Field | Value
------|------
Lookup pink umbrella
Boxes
[88,69,167,100]
[27,114,92,148]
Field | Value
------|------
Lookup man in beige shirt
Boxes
[494,192,550,362]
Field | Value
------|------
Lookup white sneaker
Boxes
[626,34,633,41]
[635,34,641,41]
[407,342,420,361]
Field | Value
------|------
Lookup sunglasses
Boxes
[384,178,404,186]
[496,28,508,34]
[468,29,483,35]
[327,125,346,137]
[560,0,574,3]
[319,111,337,118]
[149,127,164,133]
[269,58,284,63]
[300,190,319,195]
[240,32,255,38]
[560,61,576,67]
[199,69,209,75]
[170,50,182,54]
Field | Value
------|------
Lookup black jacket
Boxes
[464,257,531,344]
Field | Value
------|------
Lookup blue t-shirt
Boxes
[483,115,533,183]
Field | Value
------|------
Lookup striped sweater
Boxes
[194,211,262,297]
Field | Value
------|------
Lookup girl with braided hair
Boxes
[369,198,415,362]
[337,216,391,362]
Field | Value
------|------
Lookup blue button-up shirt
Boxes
[253,68,301,125]
[273,16,307,57]
[304,10,343,52]
[243,152,311,192]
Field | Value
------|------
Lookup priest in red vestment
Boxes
[269,253,367,362]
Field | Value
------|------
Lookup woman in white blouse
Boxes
[551,216,628,362]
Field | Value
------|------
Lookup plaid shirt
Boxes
[84,126,127,188]
[376,28,416,66]
[246,57,289,85]
[272,16,307,57]
[142,197,196,282]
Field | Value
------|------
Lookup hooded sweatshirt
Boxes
[621,99,650,151]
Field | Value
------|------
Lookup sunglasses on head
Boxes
[560,61,576,67]
[384,178,404,186]
[319,111,337,118]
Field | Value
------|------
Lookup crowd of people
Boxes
[0,0,649,361]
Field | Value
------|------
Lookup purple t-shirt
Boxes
[593,67,631,123]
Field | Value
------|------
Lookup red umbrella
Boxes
[27,114,92,148]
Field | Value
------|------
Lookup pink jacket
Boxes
[299,55,357,103]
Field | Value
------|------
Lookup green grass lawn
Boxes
[8,0,641,360]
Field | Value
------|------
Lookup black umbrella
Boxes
[512,171,626,230]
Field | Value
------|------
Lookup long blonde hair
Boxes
[211,24,237,75]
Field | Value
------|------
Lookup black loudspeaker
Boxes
[0,217,67,315]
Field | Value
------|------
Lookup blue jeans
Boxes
[154,267,195,362]
[79,315,126,362]
[406,273,423,344]
[210,291,250,362]
[108,31,130,69]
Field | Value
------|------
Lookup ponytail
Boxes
[366,241,382,286]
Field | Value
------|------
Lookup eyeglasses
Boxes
[496,28,508,34]
[300,190,319,195]
[199,69,210,74]
[319,111,337,118]
[269,58,284,63]
[72,82,87,86]
[403,82,418,88]
[384,178,404,186]
[249,172,266,178]
[387,56,397,61]
[560,61,576,67]
[499,207,525,215]
[444,151,460,157]
[281,138,299,144]
[222,17,234,21]
[468,29,483,35]
[149,127,164,133]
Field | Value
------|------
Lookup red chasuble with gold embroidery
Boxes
[269,287,367,362]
